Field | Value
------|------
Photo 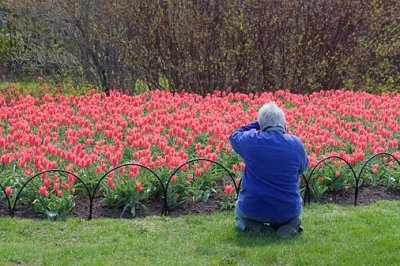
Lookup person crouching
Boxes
[229,102,309,237]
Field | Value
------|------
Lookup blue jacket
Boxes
[229,121,309,219]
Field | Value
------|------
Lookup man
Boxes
[229,102,309,237]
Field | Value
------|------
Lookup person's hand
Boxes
[248,121,260,130]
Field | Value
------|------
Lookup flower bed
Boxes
[0,89,399,219]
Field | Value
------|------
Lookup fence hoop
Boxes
[11,169,88,218]
[164,158,239,215]
[305,156,359,206]
[92,162,164,219]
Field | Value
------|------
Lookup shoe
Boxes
[276,224,298,237]
[276,217,301,237]
[245,220,275,233]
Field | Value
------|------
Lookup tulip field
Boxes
[0,89,399,219]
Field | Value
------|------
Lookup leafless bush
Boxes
[1,0,399,94]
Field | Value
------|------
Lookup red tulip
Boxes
[5,186,12,196]
[107,177,115,190]
[56,190,63,198]
[170,175,177,183]
[135,181,143,192]
[38,186,49,197]
[223,185,234,195]
[0,88,398,186]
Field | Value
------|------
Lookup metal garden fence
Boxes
[0,152,399,220]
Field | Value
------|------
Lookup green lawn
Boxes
[0,200,399,266]
[0,81,40,88]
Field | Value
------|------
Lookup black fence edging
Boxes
[1,152,399,219]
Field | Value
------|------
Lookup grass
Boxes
[0,201,399,265]
[0,81,100,98]
[0,81,41,89]
[0,78,168,96]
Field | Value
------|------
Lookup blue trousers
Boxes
[235,203,300,231]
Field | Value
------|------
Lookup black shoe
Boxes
[245,220,275,233]
[276,217,301,237]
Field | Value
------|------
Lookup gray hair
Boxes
[258,102,286,131]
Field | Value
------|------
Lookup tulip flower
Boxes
[170,175,177,183]
[38,186,49,197]
[224,185,235,195]
[107,177,115,190]
[56,190,63,198]
[0,88,399,210]
[135,181,143,192]
[5,186,12,196]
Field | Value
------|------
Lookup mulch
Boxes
[318,184,400,205]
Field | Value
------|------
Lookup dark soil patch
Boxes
[318,184,400,205]
[69,196,165,219]
[167,192,225,217]
[1,184,399,220]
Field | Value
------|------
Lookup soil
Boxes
[318,183,400,205]
[1,184,399,220]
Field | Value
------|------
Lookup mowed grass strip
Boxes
[0,200,399,266]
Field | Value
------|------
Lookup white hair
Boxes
[258,102,286,131]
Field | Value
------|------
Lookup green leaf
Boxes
[202,190,211,203]
[46,210,58,221]
[120,203,132,218]
[130,205,136,217]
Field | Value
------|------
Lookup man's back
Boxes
[230,123,308,220]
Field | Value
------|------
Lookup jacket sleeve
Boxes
[298,142,309,175]
[229,121,260,157]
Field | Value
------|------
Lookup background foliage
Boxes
[0,0,399,94]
